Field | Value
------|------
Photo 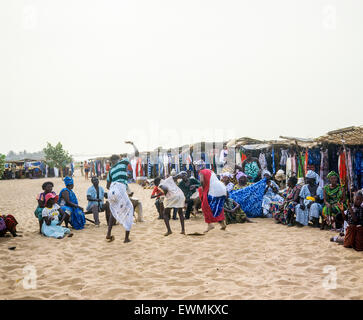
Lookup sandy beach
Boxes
[1,171,363,300]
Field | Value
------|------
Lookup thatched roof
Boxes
[315,126,363,145]
[227,137,264,148]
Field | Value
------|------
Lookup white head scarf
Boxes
[262,169,271,177]
[306,170,320,185]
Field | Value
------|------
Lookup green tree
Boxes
[0,154,5,178]
[43,142,72,178]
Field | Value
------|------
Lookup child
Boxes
[42,193,72,239]
[151,177,165,219]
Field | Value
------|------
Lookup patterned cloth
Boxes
[0,215,18,236]
[108,182,134,231]
[224,198,247,224]
[229,179,267,218]
[262,180,284,217]
[322,184,345,221]
[274,185,301,224]
[233,182,252,190]
[244,161,260,182]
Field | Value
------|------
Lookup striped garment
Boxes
[107,158,130,186]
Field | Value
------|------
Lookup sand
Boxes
[1,171,363,300]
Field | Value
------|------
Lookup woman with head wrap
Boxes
[261,170,284,218]
[295,170,324,227]
[233,172,251,190]
[274,169,287,190]
[58,176,86,230]
[220,172,235,192]
[322,171,346,231]
[198,168,227,233]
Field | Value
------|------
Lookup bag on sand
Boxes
[344,225,356,248]
[354,226,363,251]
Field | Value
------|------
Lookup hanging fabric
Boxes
[339,151,347,186]
[271,147,276,174]
[259,152,268,171]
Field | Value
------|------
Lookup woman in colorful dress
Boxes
[198,168,227,233]
[224,192,253,224]
[232,171,252,190]
[220,172,235,192]
[239,152,261,182]
[275,176,301,226]
[58,176,86,230]
[0,214,18,237]
[261,170,284,218]
[322,171,346,231]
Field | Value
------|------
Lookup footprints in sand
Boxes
[2,181,363,300]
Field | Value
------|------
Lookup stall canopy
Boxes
[315,126,363,145]
[226,137,264,148]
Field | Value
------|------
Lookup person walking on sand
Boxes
[84,161,90,180]
[195,160,227,233]
[158,173,186,236]
[105,141,139,243]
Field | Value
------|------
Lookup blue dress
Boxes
[42,220,71,238]
[229,179,267,218]
[59,188,86,230]
[295,184,323,226]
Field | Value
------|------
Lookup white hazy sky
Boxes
[1,0,362,157]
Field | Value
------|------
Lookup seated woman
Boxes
[34,181,56,233]
[261,170,284,218]
[42,194,72,239]
[236,152,261,182]
[220,172,235,192]
[224,192,253,224]
[232,172,251,190]
[274,170,287,190]
[295,170,324,227]
[322,171,346,231]
[275,176,301,226]
[0,214,19,237]
[59,176,86,230]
